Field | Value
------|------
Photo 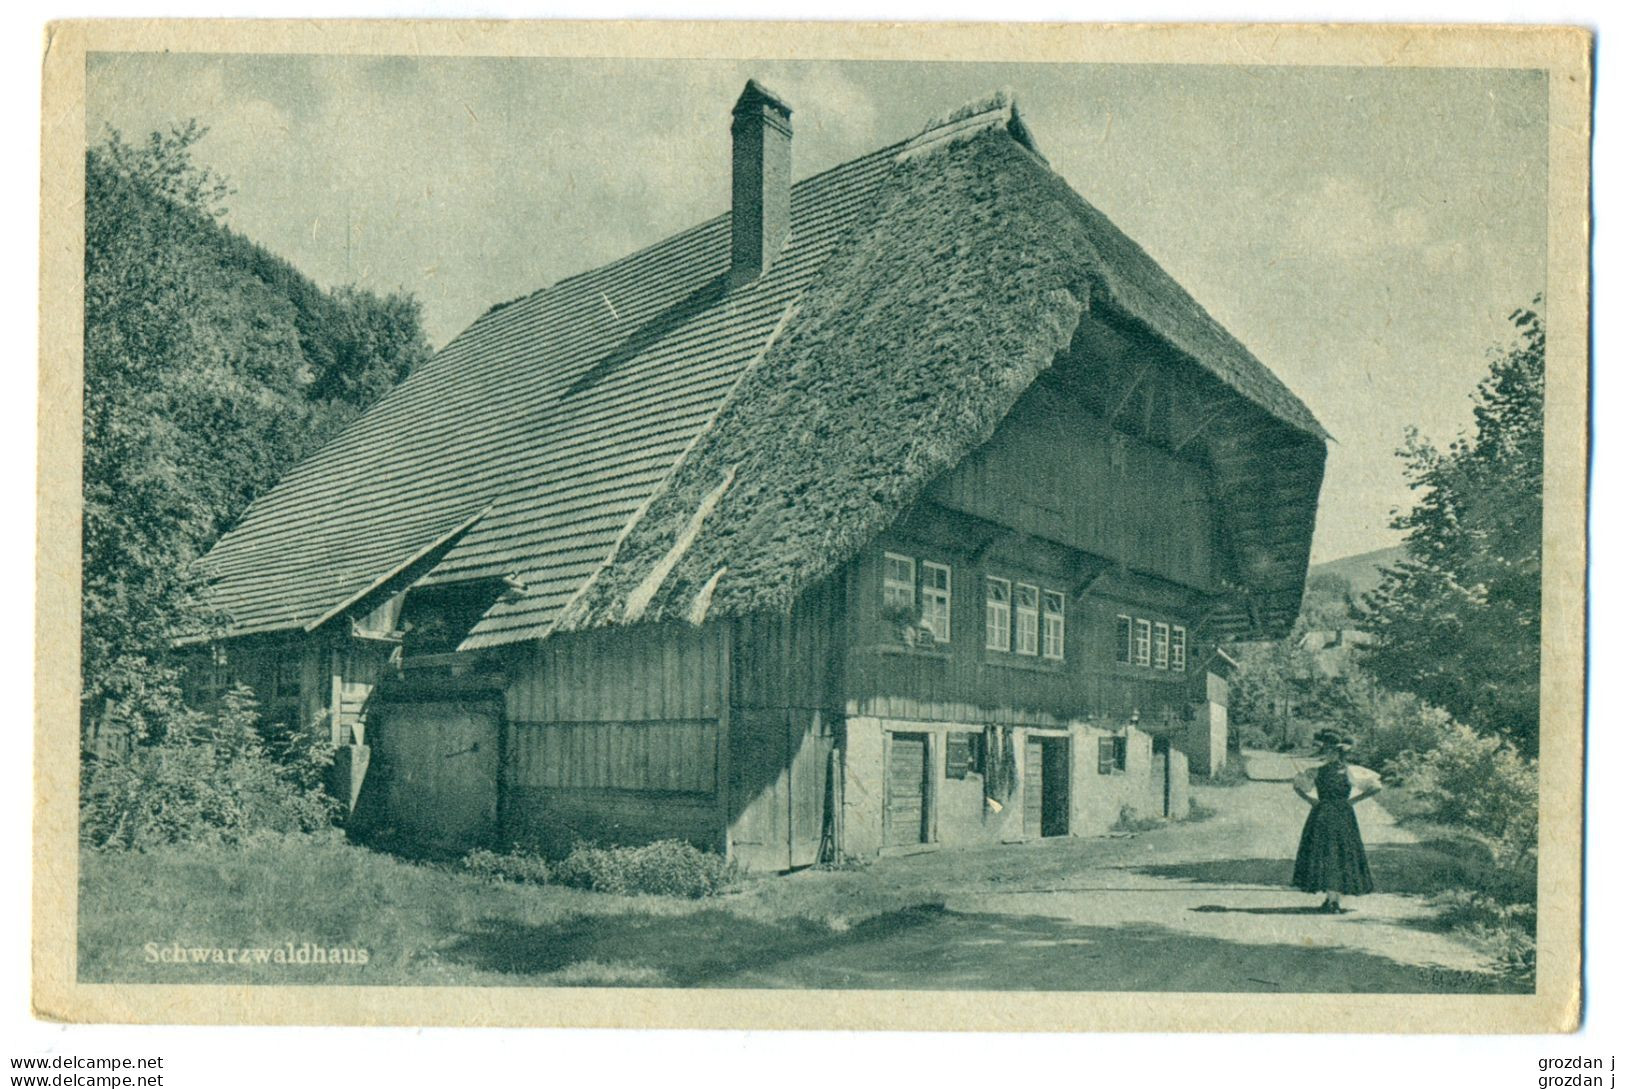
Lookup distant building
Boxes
[188,83,1327,868]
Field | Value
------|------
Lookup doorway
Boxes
[884,732,930,847]
[1024,735,1071,838]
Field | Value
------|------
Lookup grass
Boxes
[1370,789,1536,988]
[77,831,937,987]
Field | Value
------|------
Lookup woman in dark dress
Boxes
[1291,729,1382,913]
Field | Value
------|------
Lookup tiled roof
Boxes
[199,133,897,642]
[199,90,1326,648]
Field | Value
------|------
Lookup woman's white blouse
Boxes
[1292,763,1383,800]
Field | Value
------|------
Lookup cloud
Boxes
[1282,175,1433,262]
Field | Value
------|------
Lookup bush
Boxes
[1111,806,1162,834]
[463,847,551,886]
[80,685,336,850]
[551,840,738,898]
[1204,759,1252,788]
[1184,799,1219,822]
[1389,719,1538,881]
[1344,683,1449,773]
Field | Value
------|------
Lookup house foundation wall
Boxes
[841,716,1178,859]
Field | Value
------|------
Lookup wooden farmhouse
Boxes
[191,83,1328,869]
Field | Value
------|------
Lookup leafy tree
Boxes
[82,123,431,747]
[1356,302,1544,754]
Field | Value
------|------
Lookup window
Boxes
[920,562,951,643]
[883,552,915,614]
[1015,583,1040,656]
[1098,735,1128,774]
[985,577,1011,651]
[1041,590,1065,660]
[1171,626,1187,673]
[1115,615,1133,664]
[945,731,984,780]
[1153,622,1170,670]
[1134,618,1152,666]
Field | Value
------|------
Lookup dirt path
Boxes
[708,752,1510,992]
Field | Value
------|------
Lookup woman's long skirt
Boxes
[1292,800,1375,895]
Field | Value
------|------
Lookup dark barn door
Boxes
[884,732,930,847]
[1025,736,1070,838]
[361,697,502,852]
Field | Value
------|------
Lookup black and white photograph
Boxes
[31,20,1589,1037]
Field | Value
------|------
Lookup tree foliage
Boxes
[1355,302,1545,754]
[82,123,432,741]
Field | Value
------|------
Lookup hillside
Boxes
[1311,545,1408,604]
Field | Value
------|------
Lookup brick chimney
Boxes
[729,80,793,286]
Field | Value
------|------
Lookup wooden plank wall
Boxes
[506,622,725,723]
[335,639,392,745]
[501,622,729,855]
[928,381,1216,592]
[508,719,718,793]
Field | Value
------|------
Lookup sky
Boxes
[84,54,1548,565]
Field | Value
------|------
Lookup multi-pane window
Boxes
[985,577,1012,651]
[883,552,916,614]
[1015,583,1040,656]
[1134,618,1152,667]
[1041,590,1065,660]
[921,561,952,643]
[1118,614,1191,672]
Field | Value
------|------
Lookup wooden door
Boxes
[366,698,501,852]
[789,714,834,868]
[1024,737,1046,838]
[884,732,929,847]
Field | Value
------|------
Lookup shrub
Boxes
[463,847,551,886]
[1345,683,1450,774]
[1204,758,1251,788]
[80,685,336,850]
[1111,806,1162,834]
[552,840,738,898]
[1184,799,1219,822]
[1389,719,1538,882]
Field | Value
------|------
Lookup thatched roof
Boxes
[199,89,1325,648]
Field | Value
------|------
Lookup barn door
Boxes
[730,710,834,871]
[363,698,502,852]
[789,714,834,868]
[884,732,930,847]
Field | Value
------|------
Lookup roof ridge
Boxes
[899,86,1046,164]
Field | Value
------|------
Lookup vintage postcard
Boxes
[35,20,1590,1031]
